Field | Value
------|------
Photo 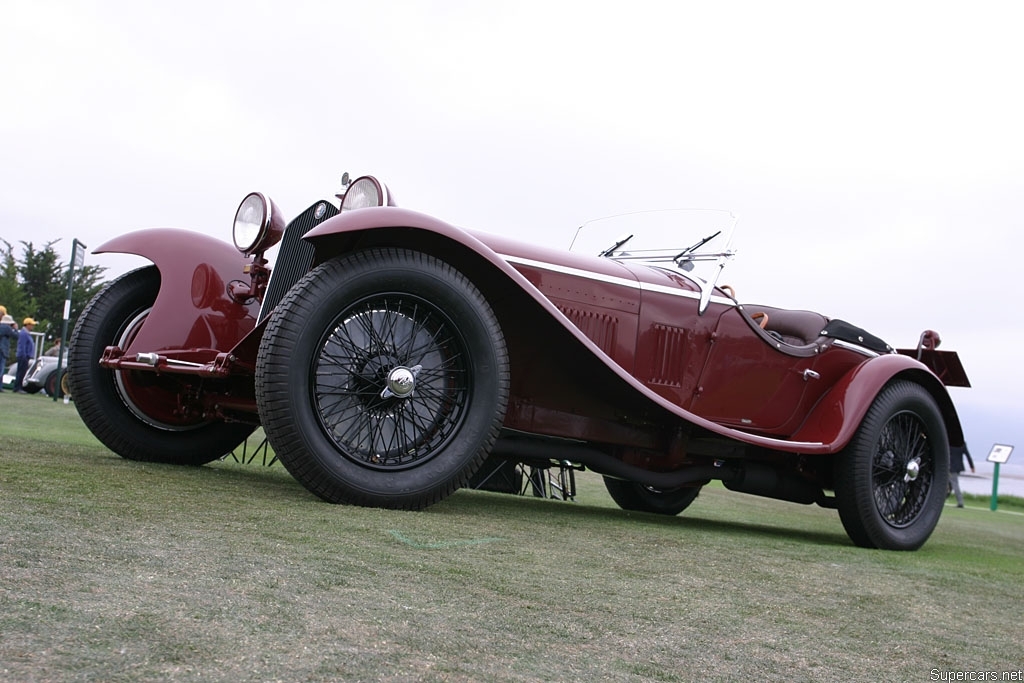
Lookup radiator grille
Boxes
[258,201,339,322]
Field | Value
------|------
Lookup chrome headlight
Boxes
[233,192,285,255]
[341,175,391,211]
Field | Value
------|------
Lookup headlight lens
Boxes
[341,176,390,211]
[233,192,285,255]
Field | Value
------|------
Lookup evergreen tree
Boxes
[16,241,63,336]
[5,240,107,342]
[0,240,29,318]
[69,263,106,334]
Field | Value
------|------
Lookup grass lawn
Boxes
[2,393,1022,682]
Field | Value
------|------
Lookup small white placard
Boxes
[987,444,1014,464]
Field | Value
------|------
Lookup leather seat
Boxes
[749,305,829,347]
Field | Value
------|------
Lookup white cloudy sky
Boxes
[3,1,1022,469]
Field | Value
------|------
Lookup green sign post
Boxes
[53,239,86,402]
[986,444,1014,511]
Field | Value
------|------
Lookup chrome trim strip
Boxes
[831,339,880,357]
[499,254,736,307]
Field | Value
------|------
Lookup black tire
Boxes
[256,249,510,509]
[603,477,702,515]
[45,369,62,397]
[69,266,254,465]
[835,380,949,550]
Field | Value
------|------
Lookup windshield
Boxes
[568,209,737,284]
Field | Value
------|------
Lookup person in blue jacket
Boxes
[13,317,37,394]
[0,313,18,391]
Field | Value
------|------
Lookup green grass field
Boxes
[2,394,1022,682]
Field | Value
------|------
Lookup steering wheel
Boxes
[720,284,737,300]
[751,311,769,329]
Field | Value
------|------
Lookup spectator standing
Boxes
[44,338,62,357]
[13,317,37,394]
[949,444,976,508]
[0,314,17,391]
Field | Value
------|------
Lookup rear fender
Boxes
[95,229,259,355]
[791,353,964,450]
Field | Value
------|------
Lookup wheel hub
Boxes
[904,457,921,482]
[381,365,421,399]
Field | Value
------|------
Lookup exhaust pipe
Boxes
[490,438,739,488]
[724,461,825,505]
[490,436,831,507]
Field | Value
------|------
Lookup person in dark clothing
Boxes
[13,317,37,393]
[949,444,975,508]
[0,314,17,391]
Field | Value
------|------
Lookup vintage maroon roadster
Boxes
[69,174,970,550]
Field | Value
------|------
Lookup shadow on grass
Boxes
[435,486,853,549]
[93,452,852,549]
[92,452,317,503]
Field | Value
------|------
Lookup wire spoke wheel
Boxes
[68,266,254,464]
[870,412,931,527]
[836,380,949,550]
[256,248,509,509]
[314,295,470,470]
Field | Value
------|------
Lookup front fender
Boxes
[791,353,964,450]
[301,209,847,455]
[304,207,506,265]
[302,209,965,456]
[95,229,259,354]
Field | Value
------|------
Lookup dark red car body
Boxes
[69,176,969,550]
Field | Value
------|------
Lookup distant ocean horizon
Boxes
[956,458,1024,499]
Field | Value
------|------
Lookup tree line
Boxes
[1,239,107,353]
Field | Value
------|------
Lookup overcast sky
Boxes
[3,1,1022,471]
